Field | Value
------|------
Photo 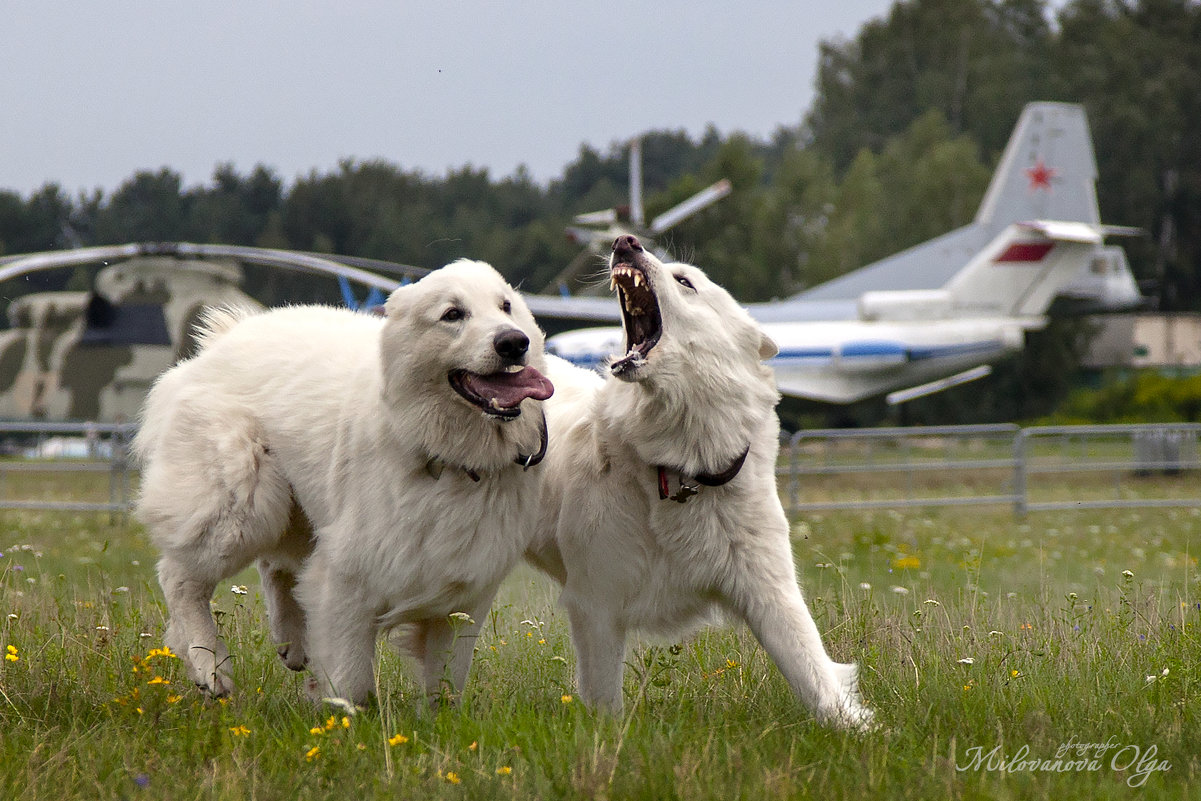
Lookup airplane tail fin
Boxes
[942,102,1142,319]
[946,221,1111,318]
[974,102,1100,229]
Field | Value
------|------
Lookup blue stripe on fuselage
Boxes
[552,339,1005,371]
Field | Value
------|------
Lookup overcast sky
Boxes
[2,2,897,197]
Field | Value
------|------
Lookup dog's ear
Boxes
[384,283,416,319]
[758,330,779,361]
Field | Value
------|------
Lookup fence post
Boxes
[108,424,133,526]
[788,431,801,516]
[1013,428,1028,520]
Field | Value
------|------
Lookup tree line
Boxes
[1,0,1198,422]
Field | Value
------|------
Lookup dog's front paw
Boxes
[187,648,235,697]
[819,700,878,733]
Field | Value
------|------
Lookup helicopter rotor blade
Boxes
[649,178,732,234]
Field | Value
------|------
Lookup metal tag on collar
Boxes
[670,480,700,503]
[657,466,700,503]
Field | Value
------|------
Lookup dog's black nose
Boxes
[494,328,530,362]
[613,235,643,258]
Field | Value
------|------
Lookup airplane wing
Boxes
[522,293,621,324]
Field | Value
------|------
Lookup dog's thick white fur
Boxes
[527,237,873,730]
[135,259,553,703]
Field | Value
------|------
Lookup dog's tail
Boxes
[192,304,257,351]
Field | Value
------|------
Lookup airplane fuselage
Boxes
[546,316,1028,404]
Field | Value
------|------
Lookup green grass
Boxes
[1,503,1199,799]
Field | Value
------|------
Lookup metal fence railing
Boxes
[3,422,1201,522]
[0,421,136,516]
[780,423,1201,518]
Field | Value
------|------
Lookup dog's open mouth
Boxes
[449,366,554,419]
[609,262,662,377]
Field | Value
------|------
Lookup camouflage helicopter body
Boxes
[0,244,420,422]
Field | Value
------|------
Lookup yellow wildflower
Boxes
[4,645,17,662]
[388,733,410,747]
[147,676,170,685]
[305,746,320,762]
[496,766,513,776]
[468,741,478,751]
[445,772,462,785]
[229,725,251,737]
[561,694,573,704]
[893,555,921,570]
[309,727,324,736]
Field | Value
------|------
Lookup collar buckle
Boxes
[656,445,749,503]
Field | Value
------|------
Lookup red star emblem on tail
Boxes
[1026,159,1057,191]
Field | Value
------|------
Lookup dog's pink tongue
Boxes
[468,366,554,407]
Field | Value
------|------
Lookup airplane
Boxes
[537,102,1144,404]
[0,102,1140,422]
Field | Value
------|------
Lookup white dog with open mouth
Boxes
[135,259,553,703]
[528,236,873,729]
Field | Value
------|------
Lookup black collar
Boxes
[657,445,749,502]
[427,409,548,482]
[515,410,549,470]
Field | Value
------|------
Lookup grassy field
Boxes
[1,498,1198,799]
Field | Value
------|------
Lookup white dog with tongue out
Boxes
[528,236,873,730]
[135,259,553,704]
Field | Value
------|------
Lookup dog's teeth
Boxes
[633,273,643,287]
[609,275,617,291]
[489,398,502,410]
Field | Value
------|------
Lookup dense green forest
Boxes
[1,0,1198,422]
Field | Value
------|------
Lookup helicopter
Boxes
[0,243,422,421]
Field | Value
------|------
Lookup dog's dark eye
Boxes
[501,299,512,314]
[674,274,695,290]
[440,307,464,322]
